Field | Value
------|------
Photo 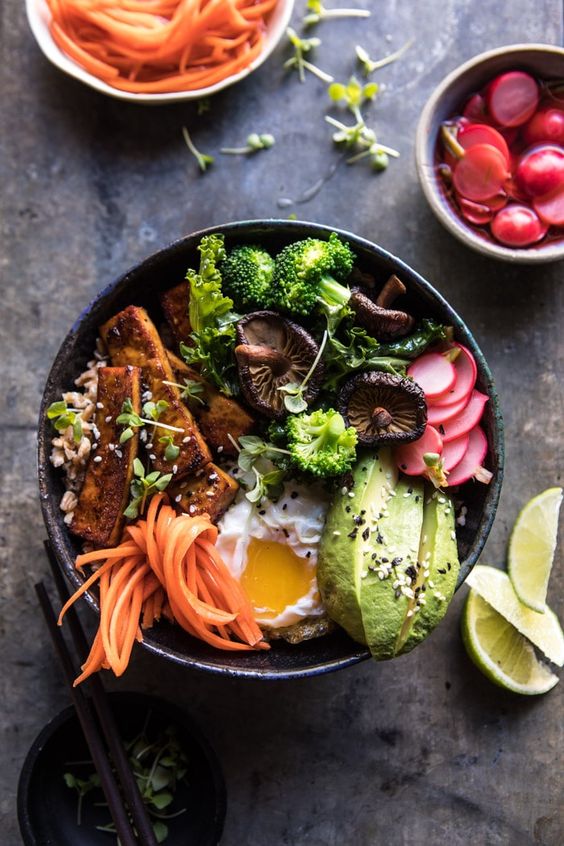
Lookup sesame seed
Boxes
[175,494,182,503]
[140,429,147,442]
[333,530,341,536]
[182,436,191,444]
[217,445,224,453]
[115,449,122,459]
[149,454,156,461]
[109,443,115,451]
[403,491,411,498]
[93,456,102,463]
[172,464,178,474]
[189,505,196,514]
[206,491,214,498]
[92,443,98,450]
[406,609,414,618]
[348,491,355,499]
[96,402,104,409]
[105,415,112,423]
[451,531,457,541]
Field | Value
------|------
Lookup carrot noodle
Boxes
[45,0,279,94]
[59,493,269,684]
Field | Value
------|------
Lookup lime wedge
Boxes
[466,565,564,666]
[461,590,559,695]
[508,487,563,613]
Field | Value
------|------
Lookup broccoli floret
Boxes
[272,233,354,321]
[285,408,357,478]
[221,244,275,309]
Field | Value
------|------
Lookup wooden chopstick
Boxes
[43,541,159,846]
[35,581,140,846]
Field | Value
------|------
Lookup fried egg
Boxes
[216,482,330,629]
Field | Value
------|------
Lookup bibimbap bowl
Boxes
[38,220,504,679]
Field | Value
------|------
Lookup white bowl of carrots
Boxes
[25,0,295,104]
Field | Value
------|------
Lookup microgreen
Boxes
[355,39,414,76]
[47,400,84,444]
[116,398,184,445]
[159,435,180,462]
[303,0,371,27]
[324,115,400,169]
[162,378,207,406]
[278,330,328,414]
[284,27,334,83]
[197,97,211,116]
[182,126,214,173]
[220,133,275,155]
[124,459,173,519]
[327,76,378,122]
[63,772,100,826]
[228,434,290,504]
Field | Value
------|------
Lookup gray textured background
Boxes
[1,0,563,844]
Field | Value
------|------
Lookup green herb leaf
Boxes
[47,400,68,419]
[153,821,169,844]
[151,791,174,810]
[119,427,135,444]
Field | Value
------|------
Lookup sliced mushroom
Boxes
[350,274,414,340]
[338,371,427,446]
[235,311,324,419]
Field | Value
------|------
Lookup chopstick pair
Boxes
[36,541,159,846]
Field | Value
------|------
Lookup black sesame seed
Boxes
[407,487,413,495]
[376,533,384,544]
[258,510,266,516]
[421,584,427,592]
[347,529,358,539]
[447,562,452,570]
[395,589,402,599]
[306,551,311,558]
[282,503,288,511]
[381,557,389,563]
[438,568,446,575]
[290,491,298,499]
[362,527,370,541]
[345,506,352,513]
[415,495,420,503]
[283,528,289,537]
[354,515,365,526]
[360,509,366,516]
[392,557,403,567]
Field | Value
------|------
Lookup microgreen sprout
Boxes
[182,126,214,172]
[63,772,101,826]
[228,434,290,504]
[159,435,181,462]
[304,0,371,27]
[355,39,414,76]
[284,27,334,83]
[324,116,400,169]
[278,330,328,413]
[117,398,184,445]
[327,76,378,122]
[220,133,275,155]
[47,400,84,444]
[162,378,207,406]
[124,458,173,519]
[197,97,211,116]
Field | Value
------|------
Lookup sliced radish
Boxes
[458,123,510,165]
[491,204,548,247]
[533,182,564,227]
[442,433,470,472]
[504,175,530,203]
[487,71,539,127]
[458,196,493,226]
[395,425,443,477]
[441,390,489,442]
[407,352,456,399]
[515,145,564,198]
[483,191,508,212]
[453,144,508,202]
[446,426,491,486]
[426,392,471,427]
[523,108,564,147]
[463,93,489,123]
[429,344,477,408]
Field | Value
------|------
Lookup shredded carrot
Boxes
[46,0,279,94]
[59,493,269,684]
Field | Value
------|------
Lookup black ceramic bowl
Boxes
[17,692,226,846]
[38,220,504,679]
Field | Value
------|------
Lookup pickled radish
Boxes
[516,145,564,198]
[463,93,488,122]
[458,197,493,226]
[442,433,470,472]
[487,71,539,127]
[491,204,548,247]
[430,344,477,407]
[483,192,509,212]
[523,108,564,146]
[453,144,508,202]
[395,425,443,477]
[446,426,491,486]
[441,390,489,442]
[458,123,510,165]
[407,352,456,399]
[533,183,564,227]
[504,175,529,203]
[426,392,470,427]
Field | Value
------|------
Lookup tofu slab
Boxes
[160,281,191,346]
[100,306,211,477]
[71,366,141,548]
[169,463,239,522]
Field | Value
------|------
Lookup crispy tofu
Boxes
[71,366,141,548]
[169,463,239,523]
[160,281,191,346]
[99,306,211,477]
[166,350,255,456]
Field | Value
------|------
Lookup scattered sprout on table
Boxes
[220,133,275,155]
[181,126,214,172]
[355,39,414,76]
[303,0,371,27]
[284,27,334,83]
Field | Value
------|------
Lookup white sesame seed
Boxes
[438,496,446,504]
[217,445,224,453]
[206,491,214,498]
[105,415,112,423]
[172,464,178,474]
[451,531,457,541]
[348,491,355,498]
[140,429,147,442]
[188,505,196,514]
[406,609,414,618]
[96,402,104,409]
[115,449,122,459]
[93,456,102,463]
[429,580,435,588]
[149,453,156,461]
[182,436,191,444]
[403,491,411,498]
[175,494,182,503]
[108,443,115,451]
[333,530,341,536]
[92,443,98,450]
[424,569,430,578]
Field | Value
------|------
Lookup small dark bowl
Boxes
[38,220,504,679]
[17,692,226,846]
[416,44,564,264]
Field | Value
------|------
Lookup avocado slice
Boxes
[359,476,424,659]
[317,448,399,644]
[397,487,460,655]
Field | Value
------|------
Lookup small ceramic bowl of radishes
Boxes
[416,43,564,263]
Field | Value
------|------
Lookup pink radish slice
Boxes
[429,344,477,408]
[523,108,564,146]
[487,71,539,127]
[533,182,564,227]
[463,93,489,122]
[515,145,564,198]
[395,425,443,476]
[491,204,548,247]
[446,426,490,486]
[441,390,489,443]
[442,433,470,472]
[453,144,508,202]
[458,196,493,225]
[426,392,470,427]
[407,352,456,399]
[483,191,508,212]
[504,175,530,202]
[458,123,510,165]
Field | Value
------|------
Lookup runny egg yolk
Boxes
[241,537,315,621]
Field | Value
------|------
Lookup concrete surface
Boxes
[1,0,563,844]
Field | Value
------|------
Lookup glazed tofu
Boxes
[99,306,211,477]
[166,350,255,456]
[160,281,191,346]
[71,366,141,548]
[169,463,239,523]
